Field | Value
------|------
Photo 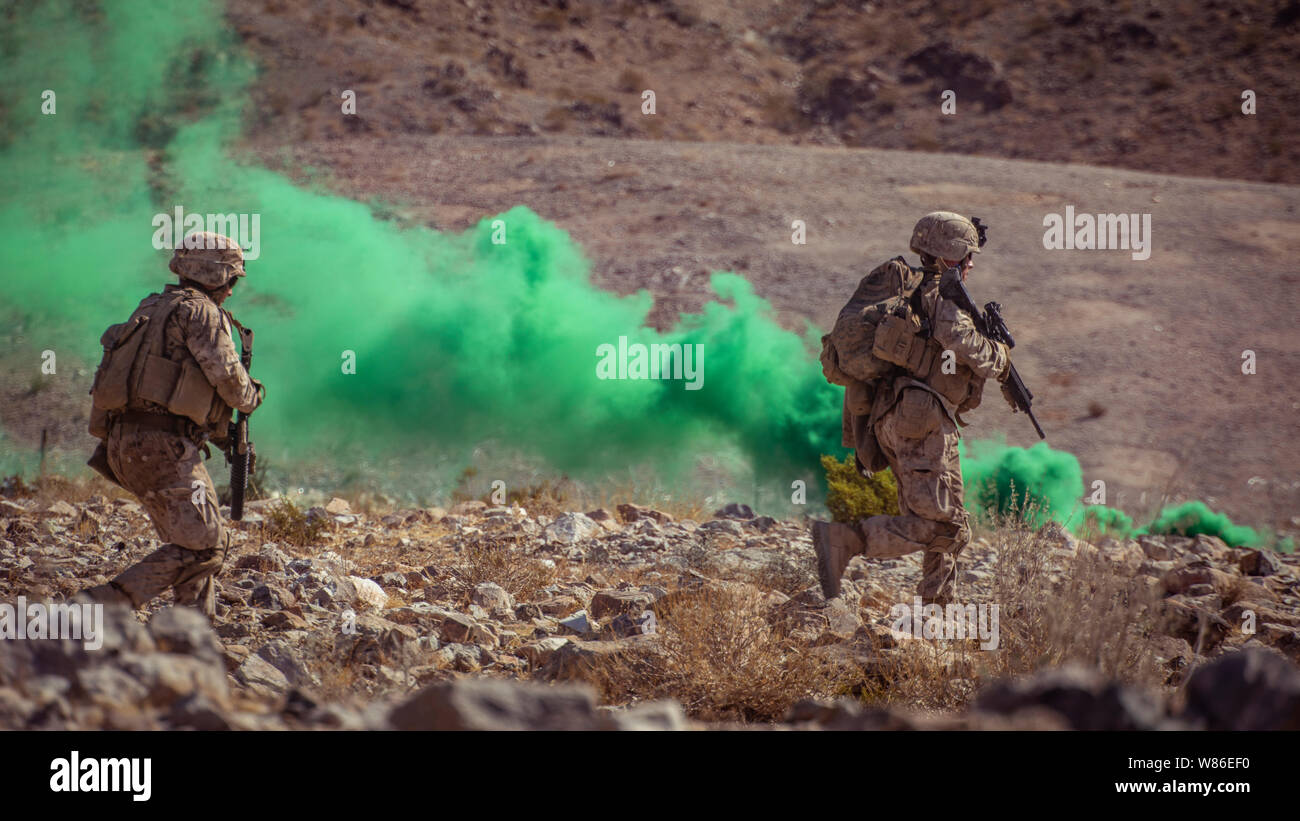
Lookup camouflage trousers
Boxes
[857,388,972,605]
[93,423,227,618]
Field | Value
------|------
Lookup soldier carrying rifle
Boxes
[82,231,264,620]
[815,212,1041,607]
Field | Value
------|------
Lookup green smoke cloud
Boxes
[958,439,1271,548]
[0,1,1279,550]
[0,0,838,506]
[960,438,1086,529]
[1138,501,1262,547]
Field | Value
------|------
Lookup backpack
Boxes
[87,290,216,437]
[819,256,928,390]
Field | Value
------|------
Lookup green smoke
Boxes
[958,439,1270,548]
[1139,501,1262,547]
[960,439,1086,529]
[0,0,839,506]
[0,1,1280,548]
[1079,505,1136,539]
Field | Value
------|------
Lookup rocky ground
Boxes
[2,489,1298,729]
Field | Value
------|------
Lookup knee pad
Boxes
[929,520,971,554]
[174,546,224,589]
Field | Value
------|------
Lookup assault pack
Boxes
[87,289,221,439]
[819,256,943,390]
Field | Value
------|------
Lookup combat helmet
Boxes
[169,231,246,288]
[909,212,982,261]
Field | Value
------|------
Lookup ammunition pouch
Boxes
[872,313,978,410]
[873,313,938,377]
[86,442,125,489]
[135,353,217,427]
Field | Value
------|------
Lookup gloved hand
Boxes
[996,341,1012,378]
[1000,376,1019,413]
[250,378,266,407]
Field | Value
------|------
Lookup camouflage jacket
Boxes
[877,262,1009,429]
[138,283,260,425]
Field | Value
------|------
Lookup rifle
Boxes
[225,315,255,519]
[939,263,1046,439]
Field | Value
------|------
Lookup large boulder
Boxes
[1180,648,1300,730]
[389,677,604,731]
[972,665,1174,730]
[544,513,603,544]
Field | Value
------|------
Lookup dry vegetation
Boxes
[588,585,849,723]
[542,511,1173,722]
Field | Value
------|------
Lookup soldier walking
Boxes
[815,212,1018,606]
[83,231,263,619]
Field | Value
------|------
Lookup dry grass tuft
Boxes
[262,497,331,547]
[590,585,849,723]
[746,554,818,597]
[856,506,1166,713]
[3,473,131,506]
[455,539,557,604]
[981,508,1162,687]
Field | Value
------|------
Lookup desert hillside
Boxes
[231,0,1300,184]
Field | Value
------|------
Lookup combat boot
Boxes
[80,581,136,609]
[812,521,865,599]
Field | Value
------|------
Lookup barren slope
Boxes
[254,133,1300,536]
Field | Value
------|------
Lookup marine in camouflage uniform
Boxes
[84,232,263,619]
[815,213,1015,606]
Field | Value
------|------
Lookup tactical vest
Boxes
[88,289,228,438]
[871,274,983,413]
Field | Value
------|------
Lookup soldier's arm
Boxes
[180,298,261,414]
[931,292,1009,380]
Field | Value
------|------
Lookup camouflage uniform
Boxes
[858,260,1008,603]
[816,213,1011,605]
[86,232,260,618]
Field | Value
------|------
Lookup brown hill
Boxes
[230,0,1300,184]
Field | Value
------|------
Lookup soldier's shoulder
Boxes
[879,256,913,274]
[169,288,222,328]
[171,286,216,311]
[885,257,928,290]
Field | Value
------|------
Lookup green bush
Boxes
[263,497,330,547]
[821,454,899,523]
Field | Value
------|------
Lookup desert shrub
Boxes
[263,497,330,547]
[590,585,848,722]
[857,500,1167,712]
[984,505,1161,686]
[821,453,899,522]
[457,539,557,604]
